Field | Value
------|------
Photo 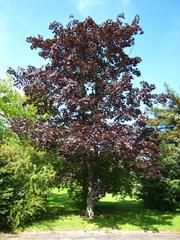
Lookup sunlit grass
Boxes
[22,188,180,232]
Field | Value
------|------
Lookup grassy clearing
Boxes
[22,188,180,232]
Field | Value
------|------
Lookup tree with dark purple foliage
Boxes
[8,15,166,219]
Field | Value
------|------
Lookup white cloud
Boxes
[77,0,104,14]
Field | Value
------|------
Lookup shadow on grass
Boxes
[41,192,80,217]
[93,200,175,232]
[20,192,81,231]
[25,191,177,232]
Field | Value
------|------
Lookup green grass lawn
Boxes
[22,188,180,232]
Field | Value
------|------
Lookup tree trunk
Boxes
[86,187,94,219]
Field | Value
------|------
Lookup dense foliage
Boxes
[0,79,55,229]
[139,88,180,210]
[0,78,36,143]
[0,139,55,229]
[9,15,166,218]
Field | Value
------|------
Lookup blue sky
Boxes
[0,0,179,93]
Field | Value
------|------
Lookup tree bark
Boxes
[86,186,94,219]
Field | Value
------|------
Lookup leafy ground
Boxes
[22,189,180,232]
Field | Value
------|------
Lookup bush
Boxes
[139,179,179,211]
[139,143,180,211]
[0,139,55,230]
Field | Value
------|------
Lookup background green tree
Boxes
[0,78,55,230]
[139,87,180,210]
[0,78,36,142]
